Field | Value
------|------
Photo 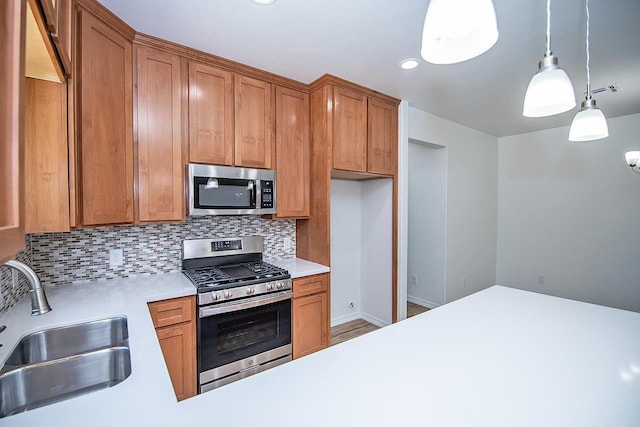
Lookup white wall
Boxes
[330,179,362,324]
[408,107,498,303]
[407,141,447,307]
[497,113,640,312]
[330,178,393,327]
[361,178,393,326]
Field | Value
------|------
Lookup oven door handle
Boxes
[199,291,292,318]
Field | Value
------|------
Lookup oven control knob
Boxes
[224,290,232,299]
[266,283,274,291]
[246,287,255,295]
[276,281,284,290]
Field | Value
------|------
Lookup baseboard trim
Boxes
[407,296,441,309]
[360,313,390,328]
[331,312,362,327]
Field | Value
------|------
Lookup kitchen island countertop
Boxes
[1,279,638,426]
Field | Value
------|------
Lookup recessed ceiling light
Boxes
[251,0,277,5]
[399,59,419,70]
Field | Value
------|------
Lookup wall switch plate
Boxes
[109,249,124,268]
[410,274,417,286]
[462,276,467,287]
[537,275,545,284]
[283,237,292,250]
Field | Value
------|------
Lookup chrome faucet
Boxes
[1,260,52,315]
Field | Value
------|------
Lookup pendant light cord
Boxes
[585,0,591,98]
[545,0,551,55]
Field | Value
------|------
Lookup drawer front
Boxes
[293,273,328,298]
[149,296,194,328]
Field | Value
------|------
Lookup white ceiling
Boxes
[97,0,640,137]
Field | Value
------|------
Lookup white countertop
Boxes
[1,282,639,426]
[266,257,330,278]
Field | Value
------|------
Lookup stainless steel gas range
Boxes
[182,236,292,393]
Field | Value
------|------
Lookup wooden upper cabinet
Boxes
[274,86,309,218]
[136,46,184,222]
[332,86,367,173]
[234,75,272,169]
[0,0,26,262]
[188,62,234,166]
[367,98,397,176]
[50,0,72,75]
[77,10,133,226]
[25,78,70,233]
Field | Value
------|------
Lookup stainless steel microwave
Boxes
[187,164,276,216]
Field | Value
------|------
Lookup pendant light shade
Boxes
[523,54,576,117]
[420,0,498,65]
[568,0,608,142]
[625,151,640,168]
[522,0,575,117]
[569,98,609,141]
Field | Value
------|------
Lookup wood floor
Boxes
[408,301,430,317]
[330,302,430,346]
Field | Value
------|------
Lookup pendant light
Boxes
[420,0,498,65]
[569,0,609,142]
[523,0,575,117]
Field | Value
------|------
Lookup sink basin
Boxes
[4,316,128,367]
[0,317,132,418]
[0,347,131,418]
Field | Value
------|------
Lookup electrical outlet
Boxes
[348,302,355,309]
[109,249,124,269]
[537,275,545,284]
[410,274,417,286]
[283,237,292,250]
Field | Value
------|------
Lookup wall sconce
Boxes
[625,151,640,174]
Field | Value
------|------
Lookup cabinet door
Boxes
[136,46,184,222]
[274,86,309,218]
[77,10,133,225]
[50,0,71,75]
[332,86,367,172]
[367,98,397,175]
[25,78,70,233]
[156,322,196,401]
[188,62,234,166]
[234,75,272,169]
[292,291,329,359]
[0,0,26,261]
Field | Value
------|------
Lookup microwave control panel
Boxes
[261,181,274,209]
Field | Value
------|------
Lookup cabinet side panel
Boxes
[24,78,70,233]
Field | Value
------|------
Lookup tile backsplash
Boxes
[0,216,295,317]
[0,246,32,317]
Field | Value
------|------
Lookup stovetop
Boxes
[183,260,290,292]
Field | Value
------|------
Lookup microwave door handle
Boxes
[199,291,292,318]
[254,180,260,209]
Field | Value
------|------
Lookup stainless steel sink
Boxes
[4,317,129,366]
[0,317,132,418]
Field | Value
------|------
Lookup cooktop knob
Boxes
[266,283,274,291]
[246,287,254,295]
[276,281,283,289]
[224,290,232,298]
[213,293,221,301]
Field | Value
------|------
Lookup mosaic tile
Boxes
[28,216,296,287]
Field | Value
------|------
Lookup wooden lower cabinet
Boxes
[148,296,196,401]
[292,273,329,359]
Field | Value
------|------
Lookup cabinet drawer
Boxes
[148,296,194,328]
[293,273,328,298]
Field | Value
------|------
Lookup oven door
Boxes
[198,291,292,388]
